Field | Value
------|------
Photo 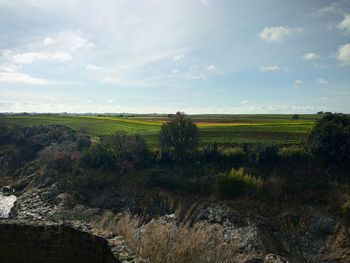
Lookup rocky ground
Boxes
[1,175,350,263]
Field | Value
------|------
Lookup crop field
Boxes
[0,114,320,147]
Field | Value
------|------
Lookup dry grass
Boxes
[94,211,240,263]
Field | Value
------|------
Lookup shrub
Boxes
[76,135,91,150]
[38,143,81,172]
[199,143,220,162]
[82,143,115,170]
[103,131,149,174]
[24,125,76,152]
[308,113,350,165]
[0,124,24,144]
[259,176,286,201]
[256,145,279,166]
[218,168,262,198]
[342,198,350,224]
[278,146,311,163]
[219,147,245,164]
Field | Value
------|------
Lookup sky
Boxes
[0,0,350,114]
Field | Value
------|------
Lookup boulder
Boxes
[1,185,14,196]
[264,253,288,263]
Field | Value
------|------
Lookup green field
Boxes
[0,114,319,147]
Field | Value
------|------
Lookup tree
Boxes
[292,114,299,120]
[159,112,198,161]
[308,113,350,165]
[104,131,149,173]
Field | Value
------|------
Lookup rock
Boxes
[224,223,261,251]
[244,258,264,263]
[264,253,288,263]
[198,204,241,225]
[309,214,337,236]
[1,186,14,196]
[160,213,176,224]
[41,191,56,202]
[12,175,34,192]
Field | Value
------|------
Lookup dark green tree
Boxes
[104,131,149,173]
[308,113,350,165]
[159,112,198,161]
[292,114,300,120]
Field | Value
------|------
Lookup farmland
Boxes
[0,114,319,147]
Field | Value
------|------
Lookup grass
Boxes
[0,114,317,147]
[94,212,241,263]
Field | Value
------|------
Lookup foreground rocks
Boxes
[5,186,148,263]
[3,178,350,263]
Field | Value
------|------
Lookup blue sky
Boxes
[0,0,350,114]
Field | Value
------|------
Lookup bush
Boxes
[218,168,262,198]
[219,147,245,164]
[81,143,115,170]
[103,131,149,174]
[199,143,220,162]
[38,143,81,172]
[76,135,91,150]
[256,145,279,166]
[342,198,350,224]
[259,176,286,201]
[308,113,350,165]
[278,146,311,163]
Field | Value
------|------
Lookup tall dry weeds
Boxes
[94,211,240,263]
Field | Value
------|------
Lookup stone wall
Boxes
[0,222,120,263]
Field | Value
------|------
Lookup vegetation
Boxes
[308,113,350,165]
[95,212,239,263]
[1,114,317,147]
[342,198,350,224]
[1,112,350,222]
[218,168,262,198]
[292,114,300,120]
[0,113,350,262]
[159,112,198,161]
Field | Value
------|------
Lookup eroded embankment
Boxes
[87,186,350,262]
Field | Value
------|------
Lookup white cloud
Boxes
[12,51,72,64]
[336,43,350,65]
[317,78,328,85]
[102,76,155,87]
[187,74,203,80]
[42,31,93,51]
[0,71,47,84]
[303,52,320,61]
[293,80,303,88]
[108,97,117,103]
[0,64,19,73]
[242,100,248,104]
[173,54,184,60]
[43,37,56,46]
[259,26,303,42]
[318,5,338,15]
[207,64,215,71]
[201,0,211,7]
[259,65,281,72]
[86,64,102,71]
[70,33,93,50]
[337,14,350,32]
